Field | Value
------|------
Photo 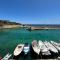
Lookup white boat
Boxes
[23,43,30,54]
[51,41,60,46]
[50,41,60,51]
[38,40,51,55]
[14,44,24,56]
[44,41,58,53]
[1,53,12,60]
[32,40,40,55]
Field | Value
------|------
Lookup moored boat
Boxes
[14,44,24,56]
[50,41,60,51]
[1,53,12,60]
[51,41,60,46]
[32,40,40,55]
[44,41,58,53]
[23,43,30,55]
[38,40,51,55]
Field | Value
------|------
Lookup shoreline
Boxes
[30,27,60,30]
[26,26,60,31]
[0,24,60,30]
[0,25,23,29]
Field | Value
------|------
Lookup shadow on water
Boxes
[13,45,60,60]
[13,52,32,60]
[13,51,59,60]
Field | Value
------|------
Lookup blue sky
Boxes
[0,0,60,24]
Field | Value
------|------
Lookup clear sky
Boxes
[0,0,60,24]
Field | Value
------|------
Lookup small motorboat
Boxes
[51,41,60,46]
[1,53,12,60]
[14,44,24,56]
[38,40,51,55]
[50,41,60,51]
[32,40,40,55]
[23,43,30,55]
[44,41,58,53]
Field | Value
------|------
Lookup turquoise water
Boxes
[0,28,60,59]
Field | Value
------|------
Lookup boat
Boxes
[32,40,40,55]
[44,41,58,53]
[14,44,24,56]
[51,41,60,46]
[50,41,60,51]
[23,43,30,54]
[1,53,12,60]
[38,40,51,55]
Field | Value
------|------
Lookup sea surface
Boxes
[0,28,60,60]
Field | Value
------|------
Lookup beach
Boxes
[0,25,23,29]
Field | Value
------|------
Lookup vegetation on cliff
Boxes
[0,20,21,26]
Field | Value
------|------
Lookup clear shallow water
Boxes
[0,28,60,59]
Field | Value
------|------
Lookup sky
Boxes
[0,0,60,24]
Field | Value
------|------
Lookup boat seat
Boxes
[18,46,22,48]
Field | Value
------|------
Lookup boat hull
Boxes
[13,44,24,56]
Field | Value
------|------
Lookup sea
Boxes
[0,27,60,60]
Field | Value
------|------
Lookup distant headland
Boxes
[0,20,23,29]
